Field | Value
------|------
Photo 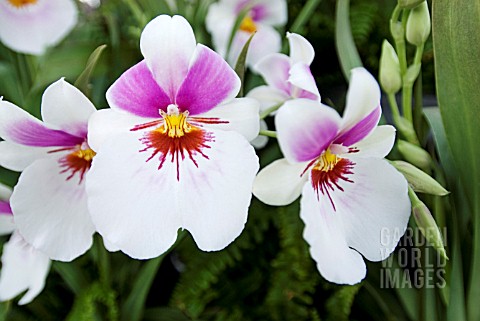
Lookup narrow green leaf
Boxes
[53,261,90,295]
[121,257,163,321]
[335,0,363,82]
[432,3,480,319]
[289,0,322,34]
[74,44,107,97]
[234,33,255,98]
[226,6,252,61]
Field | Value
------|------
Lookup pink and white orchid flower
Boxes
[206,0,287,68]
[86,15,260,260]
[247,32,320,112]
[0,183,50,305]
[0,0,77,55]
[0,78,97,262]
[253,68,411,285]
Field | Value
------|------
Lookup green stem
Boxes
[391,5,407,77]
[402,43,424,123]
[259,130,277,138]
[260,102,284,119]
[387,93,401,121]
[289,0,322,34]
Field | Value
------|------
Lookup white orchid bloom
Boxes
[253,68,411,284]
[0,0,77,55]
[206,0,287,68]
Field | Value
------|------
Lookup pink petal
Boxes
[106,60,172,118]
[176,44,240,115]
[334,105,381,147]
[276,99,341,163]
[0,99,84,147]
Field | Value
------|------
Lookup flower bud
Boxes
[409,188,448,260]
[379,40,402,94]
[406,2,431,46]
[391,160,449,196]
[396,116,420,145]
[398,0,425,9]
[397,140,432,172]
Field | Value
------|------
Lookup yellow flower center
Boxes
[71,148,96,162]
[239,16,257,33]
[159,104,192,138]
[313,149,340,172]
[7,0,37,8]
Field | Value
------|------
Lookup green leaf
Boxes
[226,5,251,62]
[234,33,255,98]
[335,0,363,82]
[53,261,90,295]
[432,3,480,319]
[74,44,107,97]
[289,0,323,34]
[121,256,163,321]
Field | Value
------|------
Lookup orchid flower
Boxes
[247,32,320,113]
[86,15,260,260]
[253,68,411,284]
[0,183,50,305]
[0,79,97,262]
[0,0,77,55]
[206,0,287,68]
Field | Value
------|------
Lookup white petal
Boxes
[0,141,53,172]
[177,129,259,251]
[301,183,366,285]
[102,237,120,253]
[140,15,197,99]
[246,85,289,112]
[255,0,288,25]
[333,158,411,261]
[288,62,320,100]
[0,215,15,236]
[11,158,95,261]
[0,231,51,305]
[345,125,396,159]
[276,99,341,163]
[87,109,153,152]
[250,119,269,149]
[253,158,308,206]
[253,53,291,92]
[0,0,77,55]
[229,25,281,68]
[205,1,234,58]
[41,78,96,137]
[341,67,381,132]
[86,131,182,259]
[194,98,260,142]
[287,32,315,65]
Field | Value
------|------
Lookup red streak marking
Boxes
[58,150,95,184]
[189,117,229,125]
[131,120,163,131]
[140,126,213,181]
[311,158,355,211]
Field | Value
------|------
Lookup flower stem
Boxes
[387,93,401,121]
[259,130,277,138]
[402,43,424,123]
[259,102,284,119]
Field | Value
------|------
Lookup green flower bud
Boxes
[409,187,448,260]
[398,0,425,9]
[397,139,432,172]
[379,40,402,94]
[396,116,420,145]
[406,2,431,46]
[391,160,449,196]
